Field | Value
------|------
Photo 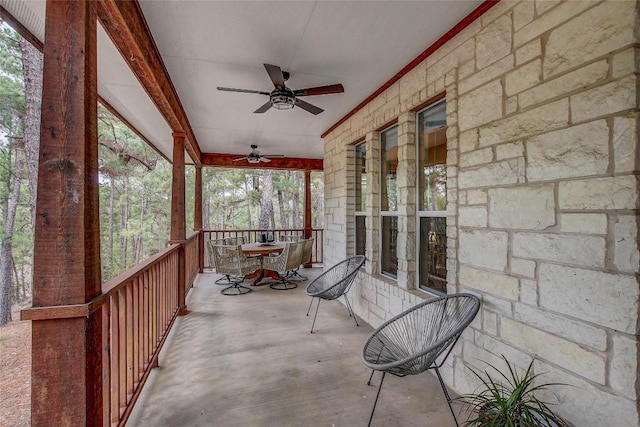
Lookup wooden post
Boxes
[194,165,204,272]
[171,132,187,314]
[304,169,313,267]
[27,1,104,425]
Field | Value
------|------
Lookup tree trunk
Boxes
[258,170,273,230]
[108,176,115,275]
[0,153,23,325]
[277,189,288,229]
[19,38,43,227]
[244,176,252,229]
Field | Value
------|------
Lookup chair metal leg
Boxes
[306,296,315,316]
[269,275,298,291]
[367,371,386,427]
[220,282,252,296]
[435,366,459,427]
[310,297,321,333]
[367,369,376,386]
[343,294,359,327]
[215,274,242,285]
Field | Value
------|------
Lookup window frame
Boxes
[415,100,447,294]
[354,141,366,257]
[380,124,399,279]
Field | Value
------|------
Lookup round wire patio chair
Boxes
[362,293,480,427]
[304,255,365,333]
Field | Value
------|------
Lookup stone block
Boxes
[560,213,607,235]
[526,120,609,181]
[511,257,536,278]
[459,55,514,95]
[514,303,607,351]
[538,263,639,334]
[613,215,639,273]
[495,141,524,160]
[515,38,541,66]
[500,317,605,384]
[519,60,608,109]
[483,311,498,335]
[571,76,637,123]
[476,14,512,69]
[543,1,636,78]
[535,359,639,427]
[458,80,504,131]
[459,265,519,300]
[519,279,537,306]
[459,229,508,271]
[481,293,513,316]
[459,158,525,189]
[505,58,541,96]
[516,0,590,46]
[559,175,638,210]
[459,206,488,228]
[459,129,479,153]
[479,99,569,146]
[460,147,493,167]
[612,47,638,79]
[488,184,555,229]
[613,115,638,174]
[513,232,605,268]
[610,334,638,398]
[475,333,536,368]
[466,189,487,205]
[513,0,534,31]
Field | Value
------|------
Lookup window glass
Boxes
[381,216,398,277]
[418,102,446,211]
[418,101,447,293]
[355,216,366,256]
[355,143,367,212]
[381,127,398,212]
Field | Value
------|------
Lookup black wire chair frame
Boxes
[305,255,365,333]
[361,293,480,427]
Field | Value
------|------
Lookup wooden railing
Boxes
[202,228,323,267]
[97,230,201,426]
[185,231,200,291]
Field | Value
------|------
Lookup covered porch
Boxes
[127,268,458,427]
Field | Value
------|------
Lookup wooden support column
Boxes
[194,165,204,272]
[171,132,187,314]
[27,2,104,425]
[304,169,313,267]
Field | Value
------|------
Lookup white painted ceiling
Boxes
[1,0,482,162]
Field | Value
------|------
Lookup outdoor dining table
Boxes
[241,242,285,286]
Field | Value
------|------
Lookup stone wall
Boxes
[322,1,640,425]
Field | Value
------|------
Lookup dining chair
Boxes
[262,241,304,290]
[361,293,480,427]
[209,243,261,295]
[287,238,314,281]
[304,255,365,333]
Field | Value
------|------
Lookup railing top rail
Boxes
[186,230,200,242]
[102,243,180,295]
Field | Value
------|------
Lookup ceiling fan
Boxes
[233,145,284,164]
[217,63,344,115]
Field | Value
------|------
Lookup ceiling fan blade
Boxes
[294,84,344,97]
[217,87,270,95]
[259,157,272,163]
[232,157,246,162]
[295,99,324,115]
[264,63,286,88]
[254,101,272,114]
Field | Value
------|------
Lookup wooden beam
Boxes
[202,153,323,171]
[194,165,204,272]
[303,170,313,268]
[170,133,187,314]
[31,1,104,425]
[96,0,202,165]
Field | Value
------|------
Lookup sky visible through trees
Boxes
[0,22,323,325]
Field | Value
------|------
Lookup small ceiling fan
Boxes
[233,145,284,164]
[217,63,344,115]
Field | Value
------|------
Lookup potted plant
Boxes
[458,355,569,427]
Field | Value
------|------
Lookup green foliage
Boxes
[459,356,568,427]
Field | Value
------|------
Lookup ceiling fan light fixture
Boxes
[270,93,295,110]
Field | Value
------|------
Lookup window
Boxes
[381,126,398,278]
[355,142,367,256]
[417,101,447,293]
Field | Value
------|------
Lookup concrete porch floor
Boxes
[127,268,461,427]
